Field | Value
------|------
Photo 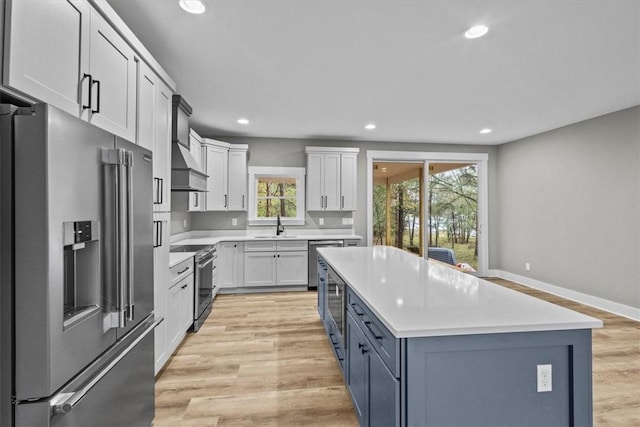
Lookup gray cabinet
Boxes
[346,310,400,427]
[320,255,595,427]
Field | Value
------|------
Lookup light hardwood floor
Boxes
[154,281,639,426]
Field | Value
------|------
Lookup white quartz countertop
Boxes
[169,252,196,268]
[318,246,603,338]
[171,233,362,247]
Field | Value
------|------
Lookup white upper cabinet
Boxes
[153,79,172,212]
[305,147,359,211]
[340,153,358,210]
[4,0,90,117]
[203,140,248,211]
[85,9,136,141]
[205,143,228,211]
[227,147,248,211]
[4,1,137,141]
[136,60,156,152]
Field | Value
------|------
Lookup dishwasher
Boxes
[308,240,344,290]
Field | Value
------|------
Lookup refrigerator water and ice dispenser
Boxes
[63,220,101,330]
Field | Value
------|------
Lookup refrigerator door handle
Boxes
[50,316,162,415]
[125,151,135,322]
[104,148,127,328]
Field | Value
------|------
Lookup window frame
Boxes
[247,166,306,226]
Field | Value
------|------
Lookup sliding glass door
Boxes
[367,151,489,275]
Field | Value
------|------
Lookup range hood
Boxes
[171,95,208,192]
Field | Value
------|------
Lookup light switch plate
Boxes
[342,218,354,225]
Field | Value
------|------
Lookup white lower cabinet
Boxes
[277,251,309,286]
[153,212,170,375]
[218,241,244,289]
[244,251,277,287]
[244,240,308,287]
[156,253,194,374]
[167,270,194,352]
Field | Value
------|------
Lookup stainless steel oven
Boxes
[170,244,216,331]
[326,264,346,346]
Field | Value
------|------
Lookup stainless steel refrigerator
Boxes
[0,103,160,426]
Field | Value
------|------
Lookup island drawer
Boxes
[347,289,400,377]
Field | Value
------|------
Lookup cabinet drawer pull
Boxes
[350,302,364,316]
[178,267,189,275]
[364,321,383,340]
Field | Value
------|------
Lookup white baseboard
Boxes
[488,270,640,322]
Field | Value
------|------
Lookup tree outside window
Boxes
[248,167,306,225]
[256,177,298,218]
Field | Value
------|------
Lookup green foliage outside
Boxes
[256,178,297,218]
[373,165,478,269]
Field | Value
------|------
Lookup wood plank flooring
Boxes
[154,292,358,426]
[154,281,639,426]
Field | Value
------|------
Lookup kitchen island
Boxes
[317,246,602,427]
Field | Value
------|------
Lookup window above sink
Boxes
[247,167,306,226]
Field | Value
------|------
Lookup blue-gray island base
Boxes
[317,246,602,427]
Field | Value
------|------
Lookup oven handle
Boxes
[198,256,215,269]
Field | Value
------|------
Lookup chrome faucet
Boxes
[276,214,285,236]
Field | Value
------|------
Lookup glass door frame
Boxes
[366,151,489,276]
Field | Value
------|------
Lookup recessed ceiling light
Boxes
[365,123,376,130]
[179,0,206,14]
[237,118,250,125]
[479,128,492,134]
[464,25,489,39]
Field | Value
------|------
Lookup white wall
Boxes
[495,106,640,310]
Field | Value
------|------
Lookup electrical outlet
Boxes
[537,364,552,392]
[525,262,531,271]
[183,219,187,228]
[319,218,324,226]
[342,218,354,225]
[232,218,238,226]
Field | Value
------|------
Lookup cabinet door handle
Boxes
[224,194,228,208]
[159,178,164,204]
[242,195,245,209]
[325,195,328,209]
[320,195,323,208]
[82,73,93,110]
[194,192,199,207]
[91,79,101,114]
[341,195,344,209]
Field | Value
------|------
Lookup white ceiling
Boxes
[106,0,640,145]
